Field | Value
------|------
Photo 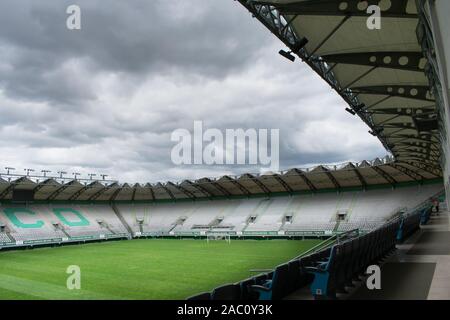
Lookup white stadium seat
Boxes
[0,183,443,246]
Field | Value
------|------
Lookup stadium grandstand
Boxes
[1,0,450,301]
[0,160,443,243]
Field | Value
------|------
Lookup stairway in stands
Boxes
[169,217,187,233]
[111,204,133,237]
[56,225,71,239]
[103,224,116,235]
[5,229,16,243]
[332,220,340,233]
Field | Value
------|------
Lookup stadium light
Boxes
[58,171,67,178]
[41,170,51,177]
[5,167,15,175]
[88,173,97,180]
[72,172,81,180]
[279,49,296,62]
[100,174,108,181]
[345,108,356,115]
[278,37,309,62]
[24,168,35,176]
[346,103,366,116]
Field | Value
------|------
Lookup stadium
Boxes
[0,0,450,302]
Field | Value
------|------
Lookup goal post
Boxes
[206,233,231,244]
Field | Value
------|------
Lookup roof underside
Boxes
[238,0,441,172]
[0,158,442,202]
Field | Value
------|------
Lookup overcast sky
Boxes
[0,0,386,184]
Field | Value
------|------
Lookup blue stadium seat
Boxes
[306,245,340,299]
[250,264,290,300]
[304,220,401,299]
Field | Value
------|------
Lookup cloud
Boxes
[0,0,386,183]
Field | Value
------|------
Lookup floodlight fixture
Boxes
[279,49,296,62]
[41,170,51,177]
[279,37,309,62]
[5,167,15,175]
[24,168,35,176]
[346,103,366,116]
[345,108,356,115]
[72,172,81,180]
[58,171,67,178]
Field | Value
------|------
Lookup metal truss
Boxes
[157,183,176,201]
[241,174,271,194]
[200,178,231,198]
[89,183,119,201]
[0,177,28,199]
[182,180,213,199]
[348,163,368,189]
[319,166,341,190]
[273,174,294,194]
[167,182,196,200]
[69,182,97,201]
[371,166,397,186]
[47,180,80,201]
[388,163,425,182]
[222,176,251,196]
[292,168,317,192]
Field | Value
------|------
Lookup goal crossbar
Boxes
[206,233,231,244]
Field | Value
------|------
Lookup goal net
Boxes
[206,233,231,244]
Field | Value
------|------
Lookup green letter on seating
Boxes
[53,208,90,227]
[3,208,45,228]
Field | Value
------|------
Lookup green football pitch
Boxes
[0,238,320,300]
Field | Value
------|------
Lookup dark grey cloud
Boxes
[0,0,386,183]
[0,0,266,104]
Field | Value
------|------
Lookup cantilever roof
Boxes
[238,0,440,172]
[0,158,442,202]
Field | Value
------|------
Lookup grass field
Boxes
[0,238,320,300]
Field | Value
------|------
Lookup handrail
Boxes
[292,236,336,261]
[291,228,360,261]
[407,189,445,215]
[248,235,339,274]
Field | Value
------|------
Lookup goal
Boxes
[206,233,231,244]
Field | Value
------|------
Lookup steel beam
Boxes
[184,180,213,199]
[157,183,176,201]
[293,169,317,192]
[241,174,271,194]
[371,166,398,186]
[46,180,79,201]
[89,183,119,201]
[274,174,294,194]
[223,176,251,196]
[167,182,196,200]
